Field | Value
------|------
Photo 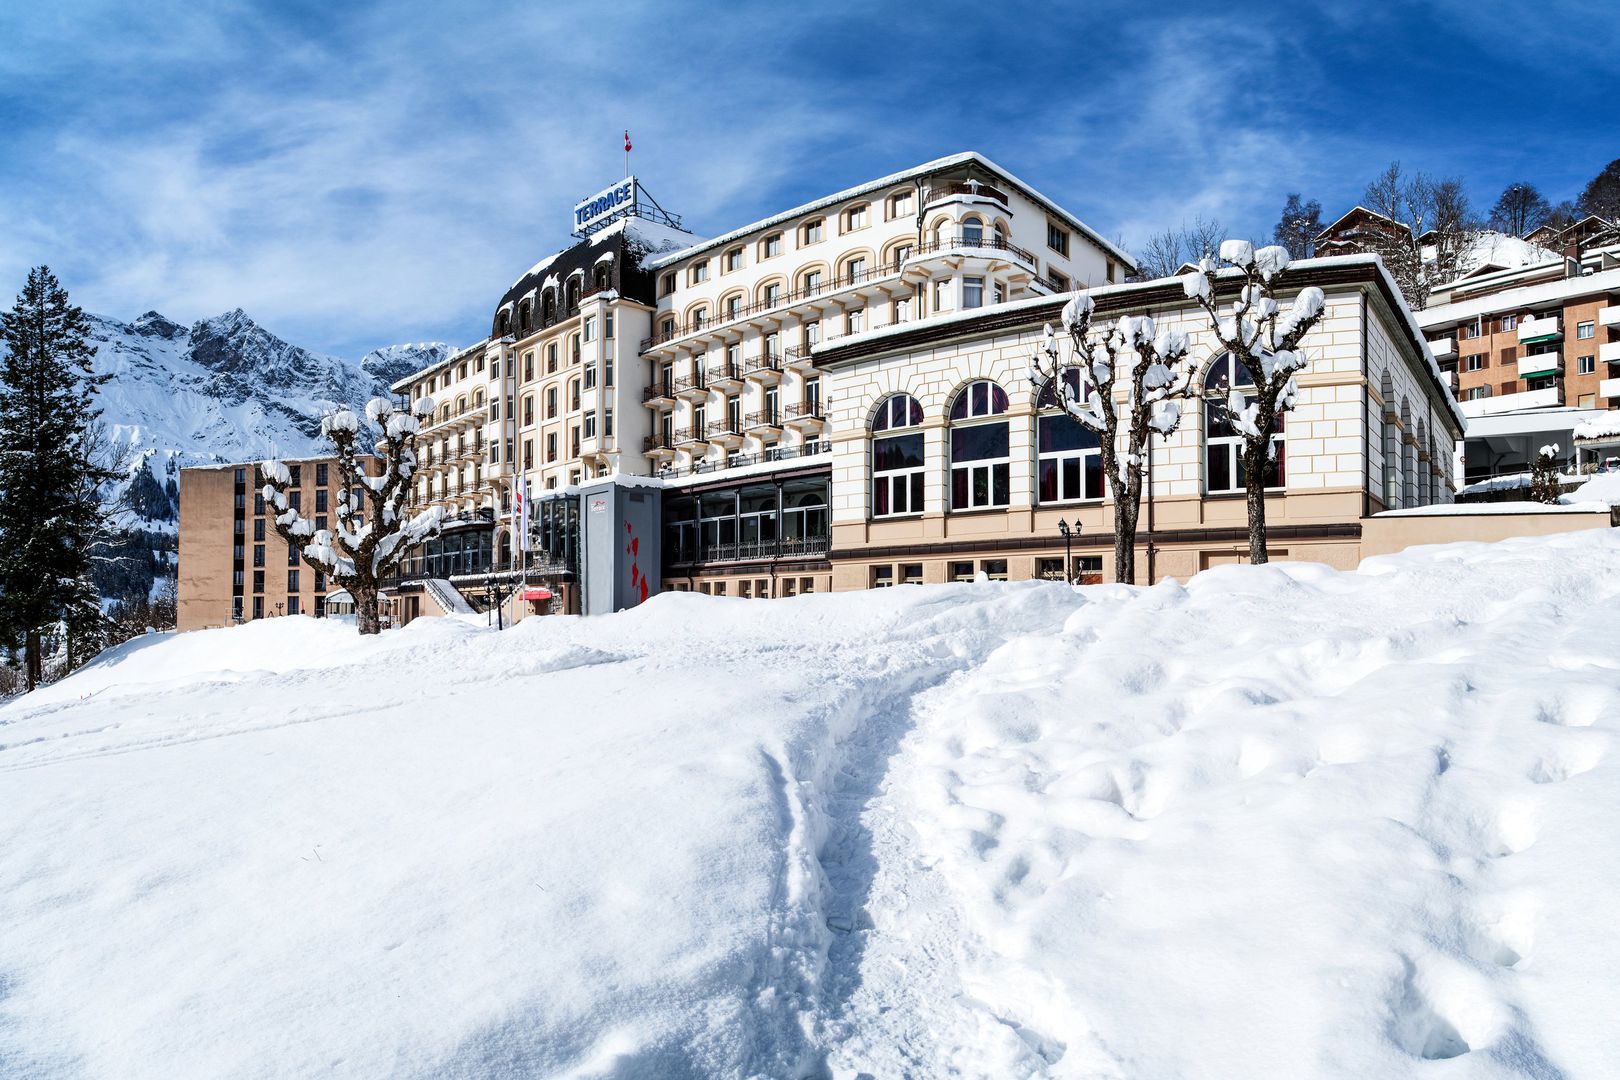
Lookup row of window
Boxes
[870,373,1286,518]
[1459,314,1596,340]
[1459,353,1599,375]
[231,594,327,620]
[869,556,1103,587]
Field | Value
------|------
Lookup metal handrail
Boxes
[744,410,780,429]
[924,181,1009,206]
[784,401,823,419]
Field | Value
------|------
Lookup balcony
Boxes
[642,434,674,455]
[672,426,707,447]
[1517,315,1562,344]
[670,535,832,566]
[1601,341,1620,365]
[673,370,708,395]
[708,362,744,388]
[643,381,674,405]
[1517,352,1560,379]
[911,233,1038,269]
[706,419,743,443]
[744,410,781,431]
[1599,305,1620,328]
[743,353,783,378]
[654,439,831,481]
[1428,337,1456,358]
[1600,377,1620,398]
[784,401,824,422]
[1458,385,1564,418]
[923,181,1009,207]
[639,258,907,351]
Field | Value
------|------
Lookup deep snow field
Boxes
[4,531,1620,1079]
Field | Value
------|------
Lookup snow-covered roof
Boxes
[1375,501,1611,516]
[389,340,488,393]
[1314,205,1409,241]
[1574,414,1620,441]
[508,253,560,291]
[646,151,1135,272]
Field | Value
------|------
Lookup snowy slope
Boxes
[4,532,1620,1077]
[87,309,449,468]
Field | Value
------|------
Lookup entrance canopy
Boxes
[521,589,554,602]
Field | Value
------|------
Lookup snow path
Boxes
[4,532,1620,1077]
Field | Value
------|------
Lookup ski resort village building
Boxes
[176,153,1620,628]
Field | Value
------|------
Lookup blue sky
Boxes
[1,0,1615,359]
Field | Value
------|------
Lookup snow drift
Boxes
[3,531,1620,1078]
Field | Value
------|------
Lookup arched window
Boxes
[565,276,581,312]
[1204,353,1284,494]
[1036,371,1103,503]
[871,393,925,518]
[541,289,556,324]
[800,267,825,295]
[1401,399,1416,507]
[962,215,983,246]
[518,300,532,335]
[689,305,709,331]
[496,310,510,337]
[949,380,1010,510]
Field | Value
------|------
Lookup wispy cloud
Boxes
[1,0,1613,357]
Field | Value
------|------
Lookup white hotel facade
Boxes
[385,152,1461,615]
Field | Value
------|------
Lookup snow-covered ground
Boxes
[4,531,1620,1078]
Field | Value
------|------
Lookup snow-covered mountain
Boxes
[87,308,450,467]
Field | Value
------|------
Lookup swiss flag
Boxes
[624,130,632,153]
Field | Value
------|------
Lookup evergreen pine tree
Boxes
[0,267,116,689]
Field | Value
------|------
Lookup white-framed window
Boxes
[724,294,742,319]
[847,307,865,334]
[949,380,1010,510]
[888,191,912,219]
[962,215,983,246]
[933,279,952,311]
[845,256,866,282]
[583,316,596,342]
[992,281,1005,306]
[802,269,824,294]
[1465,354,1486,371]
[763,233,782,258]
[1577,321,1595,340]
[1501,313,1517,330]
[584,413,596,439]
[763,282,783,307]
[894,296,913,323]
[1578,354,1596,375]
[1036,371,1104,502]
[583,364,597,390]
[871,393,925,518]
[1204,353,1284,494]
[803,219,824,244]
[845,204,868,231]
[690,261,709,284]
[724,248,743,273]
[963,276,985,309]
[765,332,781,359]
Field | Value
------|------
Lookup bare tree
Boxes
[1577,158,1620,221]
[1029,293,1199,582]
[260,396,442,635]
[1357,161,1480,310]
[1181,242,1327,564]
[1273,193,1322,259]
[1135,216,1227,280]
[1488,182,1552,236]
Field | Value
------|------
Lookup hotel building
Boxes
[178,157,1498,629]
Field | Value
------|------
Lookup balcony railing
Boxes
[911,233,1037,266]
[643,381,674,402]
[744,353,782,376]
[1599,305,1620,328]
[1428,338,1456,358]
[673,426,706,445]
[1601,341,1620,365]
[1517,316,1562,344]
[923,181,1009,206]
[673,371,707,392]
[640,258,908,351]
[1517,352,1560,379]
[706,418,742,439]
[744,410,781,429]
[708,362,743,384]
[656,440,830,480]
[672,535,832,566]
[784,401,823,420]
[644,434,675,451]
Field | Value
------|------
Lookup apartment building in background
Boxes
[178,456,381,631]
[1418,241,1620,483]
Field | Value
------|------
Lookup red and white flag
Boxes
[624,130,632,153]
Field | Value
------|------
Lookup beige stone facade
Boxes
[807,255,1465,587]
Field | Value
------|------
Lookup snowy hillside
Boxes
[3,532,1620,1077]
[87,309,449,470]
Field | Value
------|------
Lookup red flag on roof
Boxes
[624,130,632,153]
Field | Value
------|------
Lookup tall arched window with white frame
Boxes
[949,380,1010,510]
[871,394,925,518]
[1037,371,1104,503]
[1204,353,1284,494]
[962,215,983,246]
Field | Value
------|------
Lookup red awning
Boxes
[521,588,553,601]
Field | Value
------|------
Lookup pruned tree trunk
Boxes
[356,587,381,636]
[24,630,40,692]
[1244,443,1270,566]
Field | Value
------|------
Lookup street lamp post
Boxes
[1057,518,1073,584]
